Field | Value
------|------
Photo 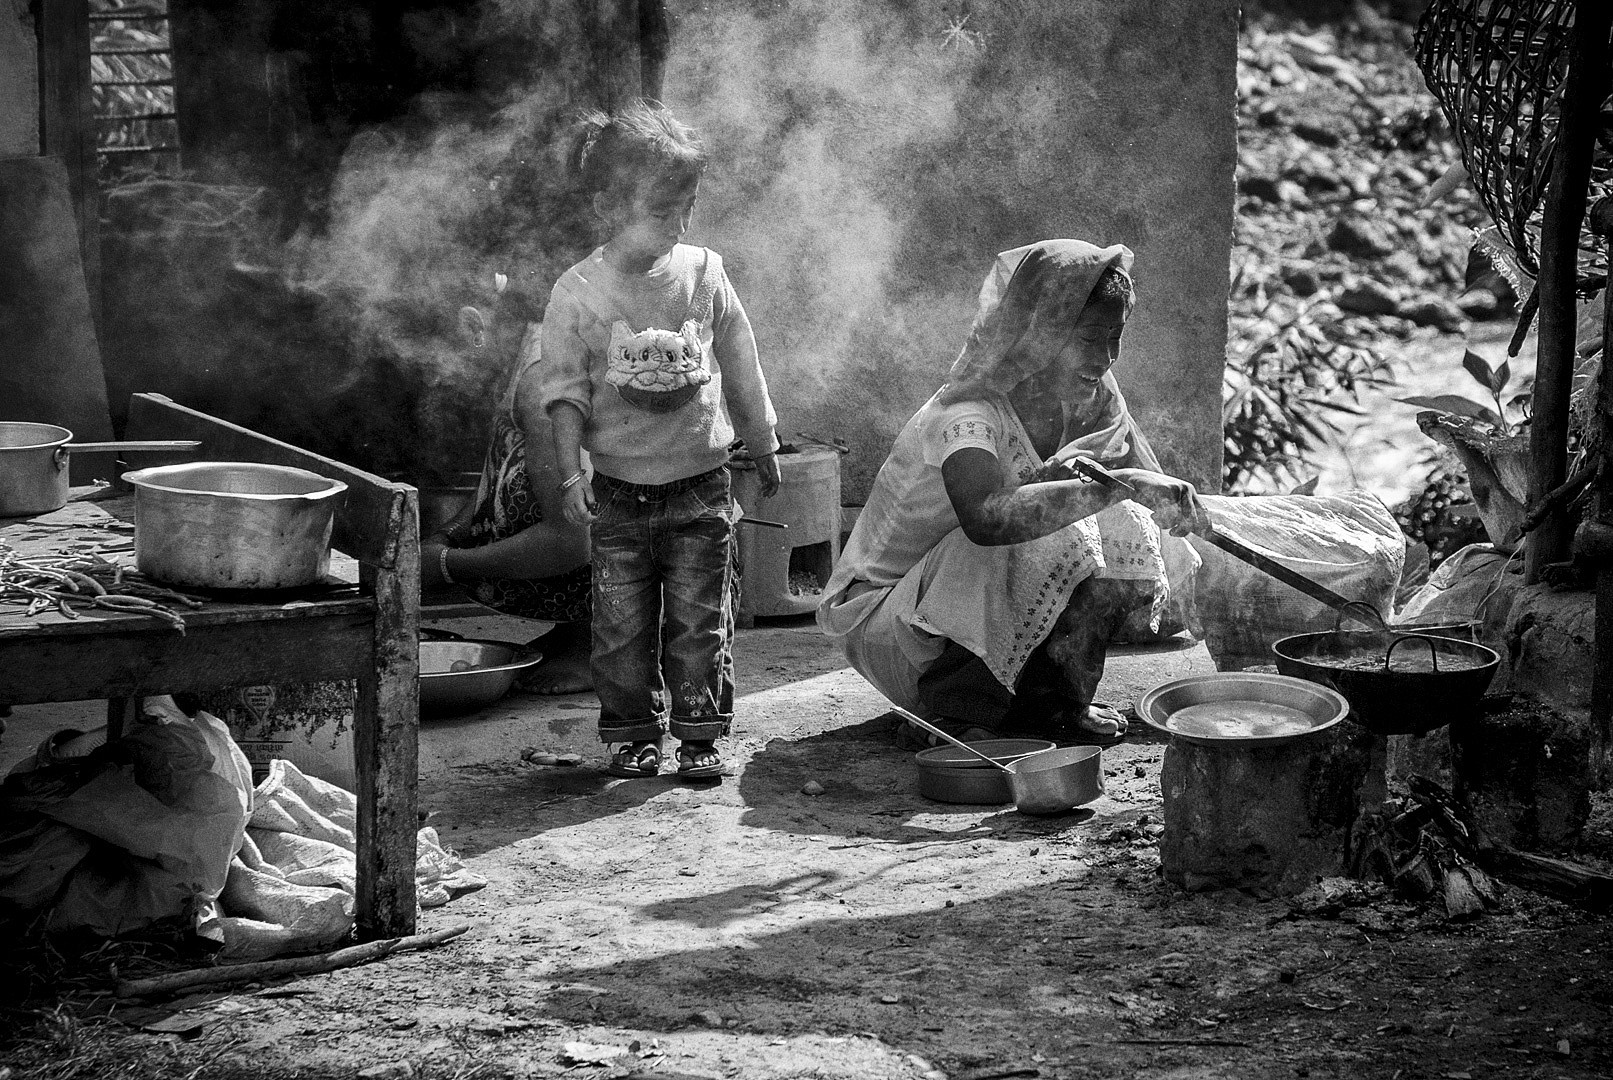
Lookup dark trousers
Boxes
[914,576,1152,737]
[588,467,736,744]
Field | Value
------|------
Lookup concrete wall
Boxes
[1,0,37,155]
[664,0,1238,499]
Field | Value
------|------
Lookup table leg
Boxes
[354,492,421,939]
[106,696,139,740]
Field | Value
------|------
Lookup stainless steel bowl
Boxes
[420,639,542,719]
[914,738,1056,804]
[1135,672,1350,747]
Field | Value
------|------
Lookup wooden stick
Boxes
[1518,461,1598,537]
[115,924,469,998]
[1525,0,1612,581]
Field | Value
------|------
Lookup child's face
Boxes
[610,178,699,263]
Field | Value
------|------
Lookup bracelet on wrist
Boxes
[558,470,586,493]
[438,544,456,586]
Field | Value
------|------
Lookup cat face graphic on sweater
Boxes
[605,320,711,406]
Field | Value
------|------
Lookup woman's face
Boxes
[1016,300,1127,406]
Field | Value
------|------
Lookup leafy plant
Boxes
[1222,293,1395,493]
[1396,348,1533,436]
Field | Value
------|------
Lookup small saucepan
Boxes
[893,707,1104,814]
[0,421,200,517]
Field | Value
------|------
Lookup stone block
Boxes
[1451,693,1595,850]
[1501,585,1595,730]
[1161,721,1383,895]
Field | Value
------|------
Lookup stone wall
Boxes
[664,0,1238,499]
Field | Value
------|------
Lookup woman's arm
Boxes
[943,449,1205,546]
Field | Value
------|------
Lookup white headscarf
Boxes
[938,240,1156,470]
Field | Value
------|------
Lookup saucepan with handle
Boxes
[893,706,1104,814]
[0,421,202,517]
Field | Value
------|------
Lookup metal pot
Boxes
[895,708,1105,814]
[121,461,348,589]
[1272,630,1500,736]
[0,421,199,517]
[915,738,1056,804]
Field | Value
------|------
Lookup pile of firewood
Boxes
[1354,775,1613,919]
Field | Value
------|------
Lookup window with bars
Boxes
[90,0,179,177]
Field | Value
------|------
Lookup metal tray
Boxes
[1134,672,1350,747]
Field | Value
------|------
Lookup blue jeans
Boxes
[589,466,737,744]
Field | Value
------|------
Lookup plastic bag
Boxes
[0,698,252,937]
[1189,490,1405,671]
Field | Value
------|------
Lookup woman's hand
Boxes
[754,452,781,498]
[1113,469,1209,537]
[561,480,598,525]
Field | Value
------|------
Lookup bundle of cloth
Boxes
[0,697,484,959]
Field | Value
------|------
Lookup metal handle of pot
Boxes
[891,706,1013,774]
[1384,634,1442,673]
[63,440,203,452]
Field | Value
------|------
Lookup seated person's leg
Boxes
[1004,576,1154,743]
[897,641,1011,748]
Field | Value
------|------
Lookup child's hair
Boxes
[570,100,707,209]
[1086,264,1135,314]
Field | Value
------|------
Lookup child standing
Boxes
[540,101,780,779]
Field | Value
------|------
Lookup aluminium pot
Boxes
[121,461,348,589]
[0,421,202,517]
[915,738,1057,804]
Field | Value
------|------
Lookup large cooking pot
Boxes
[0,421,200,517]
[122,461,348,589]
[1272,630,1500,735]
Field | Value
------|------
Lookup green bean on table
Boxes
[0,543,199,633]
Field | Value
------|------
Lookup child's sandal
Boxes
[675,741,723,779]
[605,740,663,778]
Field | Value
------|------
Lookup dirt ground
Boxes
[3,616,1611,1080]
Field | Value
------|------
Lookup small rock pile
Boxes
[1233,7,1512,336]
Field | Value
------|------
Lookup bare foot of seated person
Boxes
[515,622,594,695]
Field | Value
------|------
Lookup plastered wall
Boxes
[1,0,38,155]
[666,0,1237,497]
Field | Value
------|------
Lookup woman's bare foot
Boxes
[515,622,594,695]
[1069,703,1127,741]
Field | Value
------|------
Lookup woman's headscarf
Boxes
[937,239,1159,470]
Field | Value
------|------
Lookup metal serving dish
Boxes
[419,639,542,719]
[914,738,1056,804]
[1272,630,1499,736]
[1135,672,1350,747]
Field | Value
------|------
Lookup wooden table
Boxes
[0,394,420,939]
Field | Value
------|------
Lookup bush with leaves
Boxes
[1222,291,1395,493]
